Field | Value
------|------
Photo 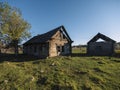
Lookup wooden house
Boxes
[23,26,73,58]
[87,33,116,56]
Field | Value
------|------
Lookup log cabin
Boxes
[23,25,73,58]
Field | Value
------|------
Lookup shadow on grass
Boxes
[71,53,88,57]
[0,53,88,62]
[0,53,40,63]
[0,52,120,63]
[113,53,120,58]
[71,53,120,58]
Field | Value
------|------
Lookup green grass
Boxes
[115,49,120,54]
[0,55,120,90]
[72,47,86,54]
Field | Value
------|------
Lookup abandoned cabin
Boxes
[23,26,73,58]
[87,33,116,56]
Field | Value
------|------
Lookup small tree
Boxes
[0,2,31,55]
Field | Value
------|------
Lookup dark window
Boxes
[42,44,46,52]
[57,46,64,52]
[62,46,64,52]
[42,46,45,52]
[57,46,61,52]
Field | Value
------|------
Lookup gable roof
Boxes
[23,25,73,45]
[87,33,116,44]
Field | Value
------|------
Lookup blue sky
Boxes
[1,0,120,45]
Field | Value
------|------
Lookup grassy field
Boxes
[72,47,86,54]
[0,53,120,90]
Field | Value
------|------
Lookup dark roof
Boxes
[87,33,116,44]
[23,25,73,45]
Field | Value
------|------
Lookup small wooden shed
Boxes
[87,33,116,56]
[23,25,73,58]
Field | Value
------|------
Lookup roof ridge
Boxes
[88,32,116,44]
[23,25,67,45]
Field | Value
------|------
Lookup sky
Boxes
[1,0,120,45]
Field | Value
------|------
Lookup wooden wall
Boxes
[87,42,115,56]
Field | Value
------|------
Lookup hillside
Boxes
[0,55,120,90]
